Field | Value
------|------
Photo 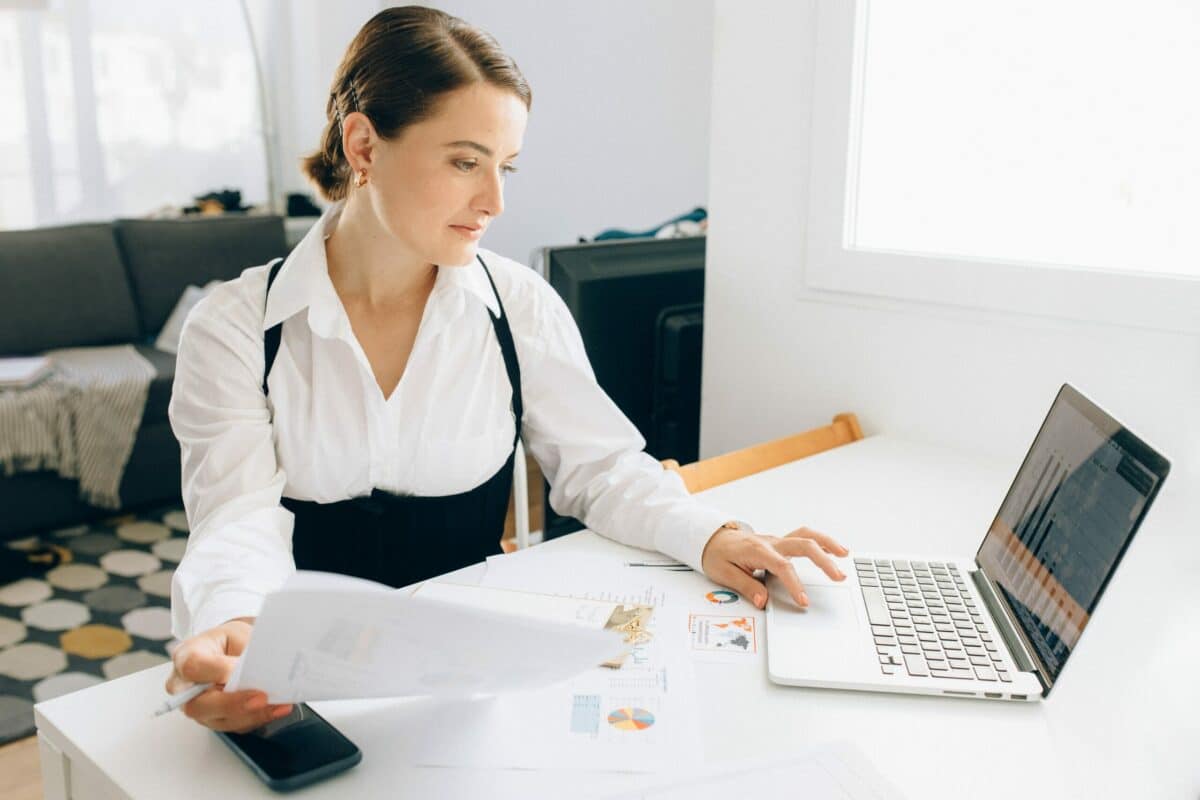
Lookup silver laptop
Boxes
[766,384,1170,702]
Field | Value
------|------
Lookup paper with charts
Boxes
[224,570,623,703]
[393,557,702,772]
[688,612,759,657]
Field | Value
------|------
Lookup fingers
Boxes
[784,527,849,557]
[164,669,189,695]
[164,621,284,733]
[756,548,809,608]
[702,527,852,608]
[182,688,293,732]
[166,650,215,695]
[216,618,255,657]
[709,561,769,610]
[173,647,238,688]
[705,532,808,608]
[184,687,258,720]
[169,623,246,690]
[209,704,294,734]
[773,537,847,582]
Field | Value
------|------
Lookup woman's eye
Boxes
[454,160,518,176]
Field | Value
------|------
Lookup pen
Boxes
[153,682,215,717]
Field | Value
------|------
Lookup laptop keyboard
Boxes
[854,559,1011,682]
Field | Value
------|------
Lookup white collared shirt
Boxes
[168,201,732,637]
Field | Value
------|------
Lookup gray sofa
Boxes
[0,215,288,542]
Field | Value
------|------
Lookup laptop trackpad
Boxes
[769,582,861,669]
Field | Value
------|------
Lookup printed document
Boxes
[225,570,623,703]
[393,553,703,772]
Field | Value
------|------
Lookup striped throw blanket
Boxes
[0,345,155,509]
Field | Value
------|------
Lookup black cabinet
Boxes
[538,237,705,540]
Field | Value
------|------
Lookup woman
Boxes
[166,6,848,733]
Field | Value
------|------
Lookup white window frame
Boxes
[804,0,1200,334]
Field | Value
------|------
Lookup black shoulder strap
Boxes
[476,254,524,446]
[261,254,523,446]
[262,257,285,397]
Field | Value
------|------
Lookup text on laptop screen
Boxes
[976,389,1163,684]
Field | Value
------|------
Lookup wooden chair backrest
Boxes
[662,412,863,494]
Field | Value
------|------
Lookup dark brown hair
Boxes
[302,5,532,202]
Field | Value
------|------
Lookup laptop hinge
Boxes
[970,568,1050,693]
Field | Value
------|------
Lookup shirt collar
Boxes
[262,200,501,336]
[433,250,502,318]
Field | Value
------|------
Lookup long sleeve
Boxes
[167,275,295,639]
[517,283,734,572]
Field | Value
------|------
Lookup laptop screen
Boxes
[975,384,1169,689]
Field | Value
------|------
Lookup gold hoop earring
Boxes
[354,168,368,188]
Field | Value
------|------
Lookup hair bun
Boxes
[300,5,531,203]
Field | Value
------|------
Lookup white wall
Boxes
[701,1,1199,495]
[250,0,388,209]
[264,0,716,266]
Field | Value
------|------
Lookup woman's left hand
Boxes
[700,525,850,610]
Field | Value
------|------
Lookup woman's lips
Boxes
[451,225,483,240]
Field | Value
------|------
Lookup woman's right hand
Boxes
[165,617,293,733]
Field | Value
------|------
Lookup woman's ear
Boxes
[341,111,376,171]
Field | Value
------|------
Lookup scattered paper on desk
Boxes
[397,552,702,772]
[415,582,653,668]
[225,570,623,704]
[483,552,766,664]
[481,552,670,608]
[416,582,636,631]
[592,741,905,799]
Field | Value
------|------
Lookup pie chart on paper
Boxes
[607,707,655,731]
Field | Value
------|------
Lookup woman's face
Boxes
[355,82,528,267]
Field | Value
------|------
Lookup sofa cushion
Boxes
[0,223,142,356]
[116,215,287,336]
[0,421,181,541]
[133,345,176,427]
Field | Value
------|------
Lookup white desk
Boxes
[35,436,1199,799]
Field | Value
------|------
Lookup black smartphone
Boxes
[214,703,362,792]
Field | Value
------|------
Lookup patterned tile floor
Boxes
[0,506,187,745]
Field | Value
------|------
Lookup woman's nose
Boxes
[476,171,504,218]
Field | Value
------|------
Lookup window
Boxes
[0,14,35,228]
[0,0,267,230]
[805,0,1200,333]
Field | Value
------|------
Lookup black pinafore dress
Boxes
[261,254,523,587]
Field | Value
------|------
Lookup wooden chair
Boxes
[496,412,862,553]
[499,442,543,554]
[662,412,864,493]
